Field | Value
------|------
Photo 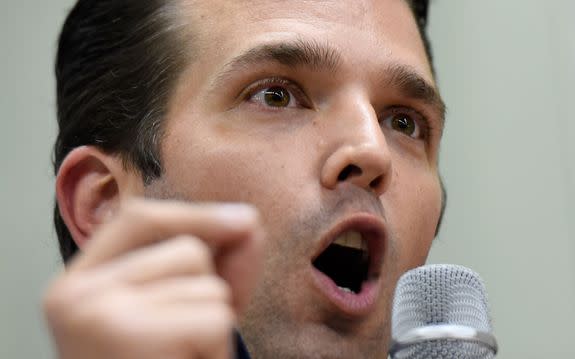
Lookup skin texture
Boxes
[46,0,444,358]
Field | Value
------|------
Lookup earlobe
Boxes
[56,146,141,249]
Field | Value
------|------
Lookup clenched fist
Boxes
[43,199,263,359]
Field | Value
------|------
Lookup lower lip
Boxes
[311,266,380,317]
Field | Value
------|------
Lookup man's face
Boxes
[146,0,444,357]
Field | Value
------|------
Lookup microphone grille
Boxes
[391,264,495,359]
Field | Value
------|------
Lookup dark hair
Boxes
[53,0,189,262]
[409,0,435,74]
[53,0,436,263]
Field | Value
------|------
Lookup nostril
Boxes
[369,176,383,190]
[338,164,362,182]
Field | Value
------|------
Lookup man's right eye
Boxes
[244,77,311,110]
[250,86,295,108]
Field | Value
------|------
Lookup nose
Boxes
[320,100,392,197]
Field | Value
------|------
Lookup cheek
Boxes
[159,128,313,232]
[385,167,441,266]
[163,143,277,202]
[159,110,322,205]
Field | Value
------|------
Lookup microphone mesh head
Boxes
[391,264,495,359]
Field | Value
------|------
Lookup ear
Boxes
[56,146,144,249]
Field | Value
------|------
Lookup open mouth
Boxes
[312,230,373,294]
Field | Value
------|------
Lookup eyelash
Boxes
[242,77,311,109]
[240,78,435,140]
[380,106,432,140]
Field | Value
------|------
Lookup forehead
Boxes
[180,0,432,82]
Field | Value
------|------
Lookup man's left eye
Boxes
[381,111,423,139]
[250,86,296,108]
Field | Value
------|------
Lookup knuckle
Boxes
[42,276,81,313]
[204,303,235,334]
[42,274,95,324]
[70,290,142,334]
[42,284,65,317]
[172,236,212,267]
[204,277,232,302]
[177,303,235,354]
[217,304,235,327]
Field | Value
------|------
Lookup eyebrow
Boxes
[211,39,342,88]
[383,63,446,124]
[211,39,445,123]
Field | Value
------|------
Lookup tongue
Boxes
[313,243,369,293]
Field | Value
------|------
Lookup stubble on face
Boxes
[238,186,405,359]
[146,0,443,358]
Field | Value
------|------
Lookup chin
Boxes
[240,314,390,359]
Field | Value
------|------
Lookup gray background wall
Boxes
[1,1,573,358]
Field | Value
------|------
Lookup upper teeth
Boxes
[333,231,366,250]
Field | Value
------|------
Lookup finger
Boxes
[88,236,215,286]
[139,276,231,306]
[214,222,264,313]
[148,303,235,359]
[72,199,259,271]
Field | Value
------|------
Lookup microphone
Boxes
[389,264,498,359]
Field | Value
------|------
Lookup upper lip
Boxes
[311,212,387,278]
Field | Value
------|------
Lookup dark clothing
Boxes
[235,332,251,359]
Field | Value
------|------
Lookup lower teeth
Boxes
[338,286,354,293]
